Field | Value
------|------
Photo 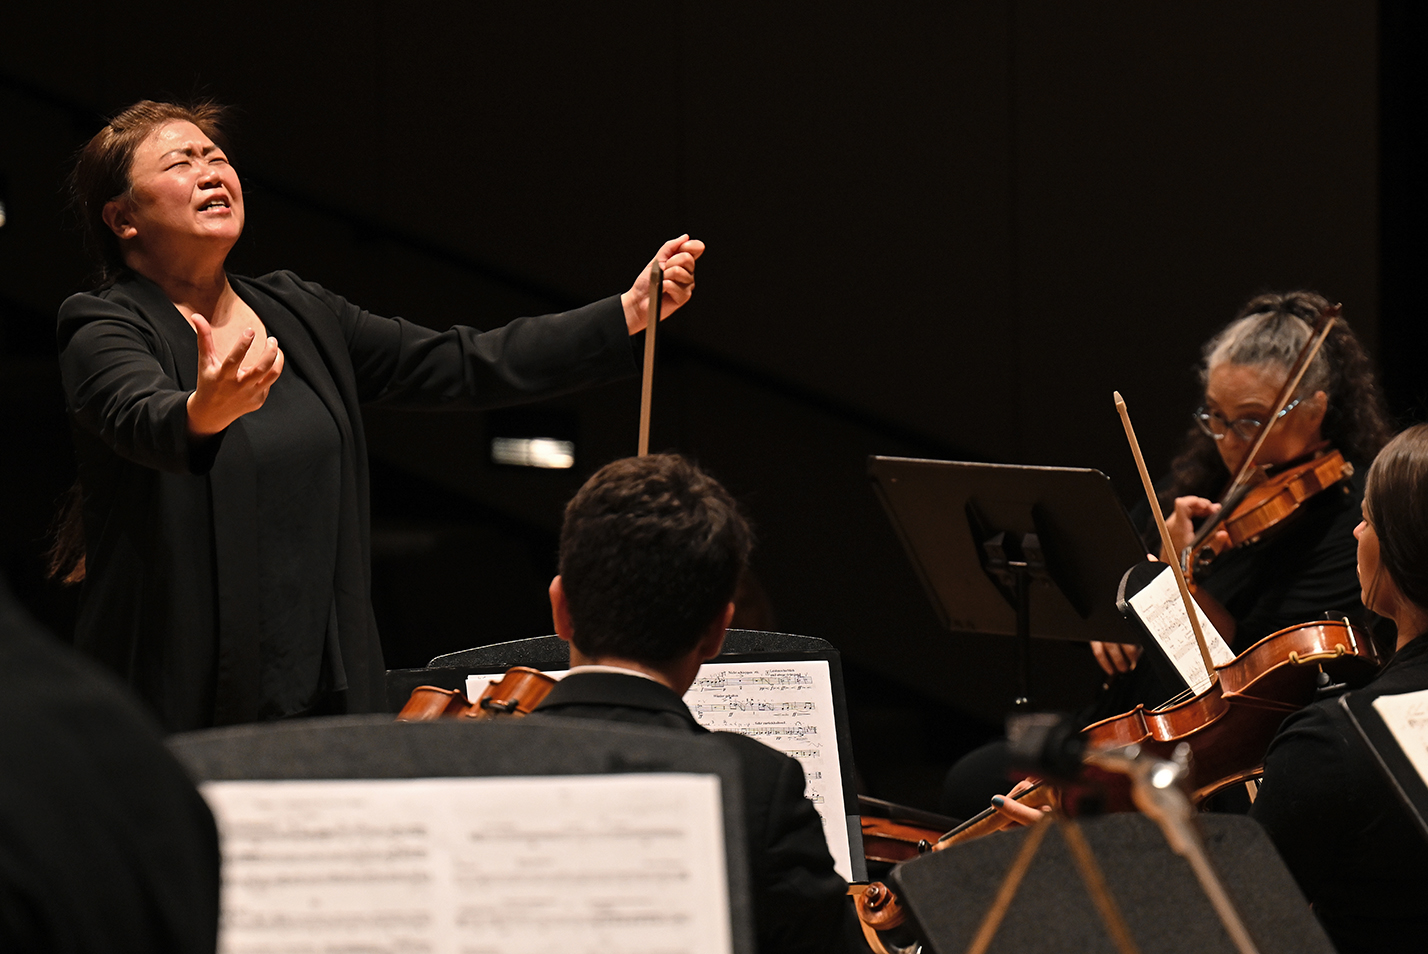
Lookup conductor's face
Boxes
[106,120,245,259]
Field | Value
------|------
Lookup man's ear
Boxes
[549,576,575,643]
[697,602,736,661]
[101,199,138,241]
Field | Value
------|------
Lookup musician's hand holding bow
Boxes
[1163,495,1229,563]
[621,234,705,334]
[991,779,1051,827]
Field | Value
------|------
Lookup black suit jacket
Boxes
[531,671,858,954]
[0,576,219,953]
[57,271,634,729]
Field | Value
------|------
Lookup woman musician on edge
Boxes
[943,292,1394,819]
[53,100,703,731]
[994,424,1428,954]
[1088,291,1394,713]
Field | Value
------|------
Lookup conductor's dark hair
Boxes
[1153,291,1394,542]
[1364,424,1428,616]
[69,99,232,287]
[559,454,752,664]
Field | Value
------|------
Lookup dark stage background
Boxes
[2,1,1423,810]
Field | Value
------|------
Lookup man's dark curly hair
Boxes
[1152,291,1394,543]
[559,454,753,663]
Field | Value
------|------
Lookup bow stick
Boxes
[1115,391,1217,685]
[637,262,664,457]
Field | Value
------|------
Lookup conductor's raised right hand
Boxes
[186,314,284,438]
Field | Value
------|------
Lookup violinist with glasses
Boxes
[1087,291,1394,708]
[943,292,1395,820]
[995,424,1428,954]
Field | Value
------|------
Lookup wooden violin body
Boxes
[1081,617,1378,801]
[855,619,1380,946]
[1191,451,1354,579]
[396,666,557,721]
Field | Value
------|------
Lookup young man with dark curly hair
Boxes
[531,453,860,954]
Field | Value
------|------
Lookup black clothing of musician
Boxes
[58,271,636,731]
[0,574,220,952]
[940,470,1367,821]
[1098,465,1368,717]
[531,671,859,954]
[1249,633,1428,953]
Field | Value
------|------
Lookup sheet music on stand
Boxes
[204,773,732,954]
[467,654,861,882]
[1119,561,1235,695]
[1342,689,1428,845]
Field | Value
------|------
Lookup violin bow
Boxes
[1115,391,1218,685]
[637,261,664,457]
[1181,304,1340,569]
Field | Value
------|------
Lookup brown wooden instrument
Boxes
[1199,449,1353,559]
[1081,617,1377,799]
[855,618,1378,941]
[396,666,557,721]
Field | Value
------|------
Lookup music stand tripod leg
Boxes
[1014,565,1031,708]
[964,812,1142,954]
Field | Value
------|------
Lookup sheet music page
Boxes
[684,660,851,881]
[202,773,730,954]
[468,660,852,880]
[1126,566,1234,694]
[1373,689,1428,787]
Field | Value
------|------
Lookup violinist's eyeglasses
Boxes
[1193,398,1301,442]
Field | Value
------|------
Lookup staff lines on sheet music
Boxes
[465,826,687,843]
[229,847,428,864]
[688,699,817,716]
[455,909,694,928]
[228,871,433,888]
[228,823,426,840]
[730,724,818,739]
[226,910,432,930]
[690,672,814,690]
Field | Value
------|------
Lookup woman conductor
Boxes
[55,100,703,731]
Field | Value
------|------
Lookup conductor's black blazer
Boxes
[58,271,634,730]
[531,671,858,954]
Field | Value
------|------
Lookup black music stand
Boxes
[386,629,867,884]
[170,716,756,954]
[1340,691,1428,846]
[889,813,1334,954]
[868,457,1149,706]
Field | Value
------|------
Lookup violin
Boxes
[853,617,1380,946]
[396,666,557,721]
[1186,449,1353,575]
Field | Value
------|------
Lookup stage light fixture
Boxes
[488,409,578,470]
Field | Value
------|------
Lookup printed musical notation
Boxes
[1374,689,1428,790]
[685,660,851,881]
[203,774,731,954]
[687,699,817,717]
[1127,566,1234,694]
[463,659,854,881]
